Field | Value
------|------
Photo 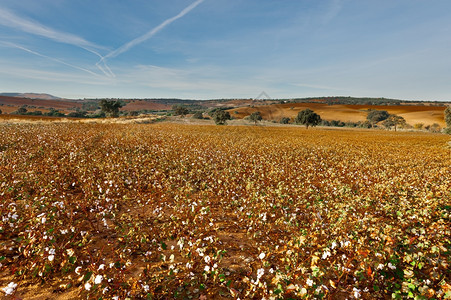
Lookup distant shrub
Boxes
[192,111,204,119]
[45,109,65,117]
[280,117,290,124]
[414,123,424,130]
[249,111,262,125]
[172,105,189,117]
[67,111,88,118]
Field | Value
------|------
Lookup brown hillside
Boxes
[229,103,446,126]
[0,96,82,113]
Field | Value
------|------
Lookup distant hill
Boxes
[0,94,449,127]
[0,93,61,100]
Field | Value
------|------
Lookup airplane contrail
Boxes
[1,41,102,77]
[0,7,115,77]
[0,8,104,53]
[99,0,205,64]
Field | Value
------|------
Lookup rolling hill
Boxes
[0,94,448,127]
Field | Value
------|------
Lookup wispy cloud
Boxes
[321,0,344,25]
[0,7,104,53]
[1,41,101,77]
[101,0,205,62]
[0,7,115,77]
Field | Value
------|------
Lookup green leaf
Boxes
[83,271,93,282]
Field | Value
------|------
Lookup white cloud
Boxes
[0,7,104,54]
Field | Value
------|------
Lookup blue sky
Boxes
[0,0,450,100]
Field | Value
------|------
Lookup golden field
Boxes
[0,123,450,299]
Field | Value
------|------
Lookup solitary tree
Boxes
[100,100,123,117]
[367,110,389,127]
[173,105,189,117]
[0,109,2,114]
[295,109,321,128]
[382,114,406,131]
[212,110,231,125]
[249,111,262,125]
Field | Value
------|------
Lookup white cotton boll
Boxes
[259,252,265,260]
[75,266,82,275]
[388,262,396,270]
[353,287,361,298]
[84,282,92,291]
[204,256,211,264]
[94,275,103,285]
[48,255,54,261]
[2,282,17,295]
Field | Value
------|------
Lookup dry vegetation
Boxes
[1,123,450,299]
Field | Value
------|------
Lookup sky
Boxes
[0,0,450,101]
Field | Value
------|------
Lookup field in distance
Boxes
[229,102,447,127]
[0,95,448,127]
[1,123,449,299]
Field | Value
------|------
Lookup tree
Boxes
[45,108,65,117]
[382,114,406,131]
[100,100,123,117]
[367,110,389,127]
[172,105,189,117]
[192,111,204,119]
[294,109,321,128]
[17,106,28,115]
[0,109,2,114]
[212,110,231,125]
[280,117,290,124]
[249,111,262,125]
